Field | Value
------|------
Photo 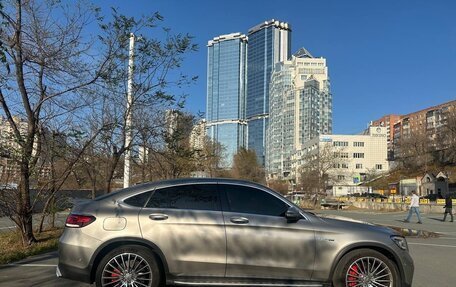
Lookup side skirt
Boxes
[168,277,330,287]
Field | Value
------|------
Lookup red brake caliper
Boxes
[348,265,358,287]
[111,268,120,282]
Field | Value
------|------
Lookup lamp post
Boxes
[124,33,135,188]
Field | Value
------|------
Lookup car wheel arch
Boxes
[88,237,169,283]
[328,243,403,283]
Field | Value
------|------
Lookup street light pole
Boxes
[124,33,135,188]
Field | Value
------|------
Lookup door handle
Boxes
[230,216,249,224]
[149,213,168,221]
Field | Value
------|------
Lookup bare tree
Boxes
[267,179,289,195]
[95,10,197,192]
[0,0,118,245]
[147,110,196,179]
[196,137,225,177]
[298,144,344,205]
[35,122,105,233]
[395,130,433,172]
[231,148,266,184]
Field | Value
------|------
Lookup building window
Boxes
[376,164,383,170]
[342,163,349,169]
[353,142,364,147]
[333,141,348,147]
[356,163,363,169]
[353,153,365,158]
[337,175,345,180]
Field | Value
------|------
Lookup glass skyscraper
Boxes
[246,20,291,166]
[206,33,248,167]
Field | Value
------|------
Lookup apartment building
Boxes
[266,49,332,179]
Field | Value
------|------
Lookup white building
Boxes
[190,119,207,151]
[266,48,332,179]
[292,126,389,195]
[0,116,49,181]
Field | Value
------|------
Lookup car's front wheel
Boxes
[333,248,400,287]
[95,245,161,287]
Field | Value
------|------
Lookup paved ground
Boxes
[317,209,456,287]
[0,251,79,287]
[315,208,456,236]
[0,209,455,286]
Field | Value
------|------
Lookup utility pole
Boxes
[124,33,135,188]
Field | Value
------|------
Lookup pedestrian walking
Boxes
[404,190,422,224]
[442,195,453,222]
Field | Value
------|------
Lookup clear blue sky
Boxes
[101,0,456,134]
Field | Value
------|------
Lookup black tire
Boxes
[95,245,162,287]
[332,248,400,287]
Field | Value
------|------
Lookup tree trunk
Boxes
[91,180,97,199]
[38,188,55,233]
[105,154,121,193]
[18,165,37,245]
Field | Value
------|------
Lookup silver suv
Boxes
[57,178,414,287]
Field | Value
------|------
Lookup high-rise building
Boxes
[0,116,50,181]
[189,119,207,152]
[266,49,332,178]
[206,33,248,167]
[246,20,291,165]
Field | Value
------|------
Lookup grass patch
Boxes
[0,228,63,265]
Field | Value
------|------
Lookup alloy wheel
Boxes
[101,252,153,287]
[345,256,393,287]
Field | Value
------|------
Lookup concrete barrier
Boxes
[351,200,449,213]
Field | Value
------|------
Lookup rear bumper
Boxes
[57,228,102,284]
[56,263,92,283]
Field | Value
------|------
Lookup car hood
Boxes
[316,214,398,236]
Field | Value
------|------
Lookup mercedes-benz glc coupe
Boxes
[57,178,414,287]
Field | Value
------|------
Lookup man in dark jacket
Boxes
[442,195,453,222]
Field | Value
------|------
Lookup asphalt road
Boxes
[0,251,86,287]
[0,213,68,233]
[0,210,455,286]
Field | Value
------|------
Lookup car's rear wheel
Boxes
[95,245,161,287]
[333,249,400,287]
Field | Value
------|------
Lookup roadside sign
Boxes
[390,189,396,194]
[437,199,446,205]
[419,199,429,204]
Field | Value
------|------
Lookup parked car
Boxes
[352,192,387,199]
[320,198,346,209]
[57,178,414,287]
[420,193,443,202]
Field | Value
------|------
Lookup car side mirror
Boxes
[285,206,302,223]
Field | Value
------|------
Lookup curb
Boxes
[382,225,440,238]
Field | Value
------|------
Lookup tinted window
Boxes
[146,184,220,211]
[221,185,288,217]
[124,191,152,207]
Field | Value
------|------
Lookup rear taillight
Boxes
[65,214,96,228]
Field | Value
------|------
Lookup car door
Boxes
[220,183,316,280]
[138,183,226,277]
